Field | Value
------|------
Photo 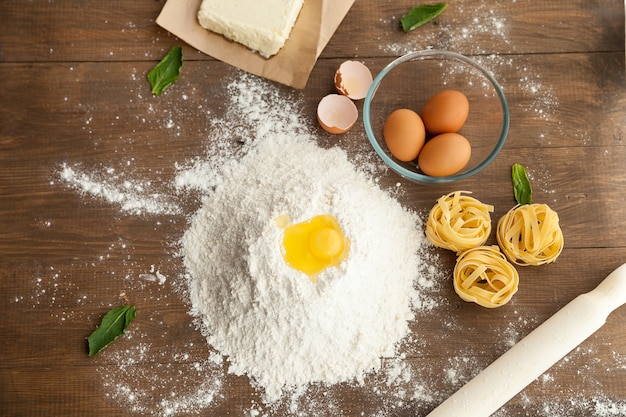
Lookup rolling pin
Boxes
[426,262,626,417]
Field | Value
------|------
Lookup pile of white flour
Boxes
[181,111,424,402]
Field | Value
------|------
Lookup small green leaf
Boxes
[512,163,533,205]
[87,304,136,356]
[147,46,183,95]
[400,3,448,32]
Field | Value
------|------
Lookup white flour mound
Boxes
[181,133,425,402]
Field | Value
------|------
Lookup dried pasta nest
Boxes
[453,245,519,308]
[426,191,494,253]
[496,203,564,266]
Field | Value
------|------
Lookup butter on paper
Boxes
[156,0,355,89]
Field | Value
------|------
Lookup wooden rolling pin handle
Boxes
[425,262,626,417]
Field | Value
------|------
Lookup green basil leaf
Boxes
[87,304,136,356]
[400,3,448,32]
[147,46,183,95]
[512,163,532,205]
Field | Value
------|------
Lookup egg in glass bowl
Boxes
[363,50,510,184]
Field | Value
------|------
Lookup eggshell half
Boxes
[334,61,373,100]
[317,94,358,134]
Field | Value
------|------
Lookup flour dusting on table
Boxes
[38,5,626,414]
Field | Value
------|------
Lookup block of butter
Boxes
[197,0,305,58]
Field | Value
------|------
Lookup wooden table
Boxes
[2,1,625,416]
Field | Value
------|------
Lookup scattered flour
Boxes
[44,69,626,416]
[139,271,167,285]
[100,334,225,417]
[38,4,624,415]
[59,162,180,215]
[381,3,512,56]
[56,70,620,417]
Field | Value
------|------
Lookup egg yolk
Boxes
[280,214,350,283]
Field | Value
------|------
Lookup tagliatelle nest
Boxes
[453,246,519,308]
[496,203,564,266]
[426,191,494,253]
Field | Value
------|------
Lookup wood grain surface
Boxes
[1,1,625,416]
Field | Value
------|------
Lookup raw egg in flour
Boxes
[280,214,350,283]
[383,109,426,162]
[421,89,469,134]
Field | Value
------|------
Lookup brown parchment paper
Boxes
[156,0,355,89]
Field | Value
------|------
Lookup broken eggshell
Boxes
[334,60,373,100]
[317,94,358,134]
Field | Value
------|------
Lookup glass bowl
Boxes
[363,50,510,184]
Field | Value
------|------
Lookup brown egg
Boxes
[383,109,426,162]
[317,94,358,134]
[421,90,469,134]
[418,132,471,177]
